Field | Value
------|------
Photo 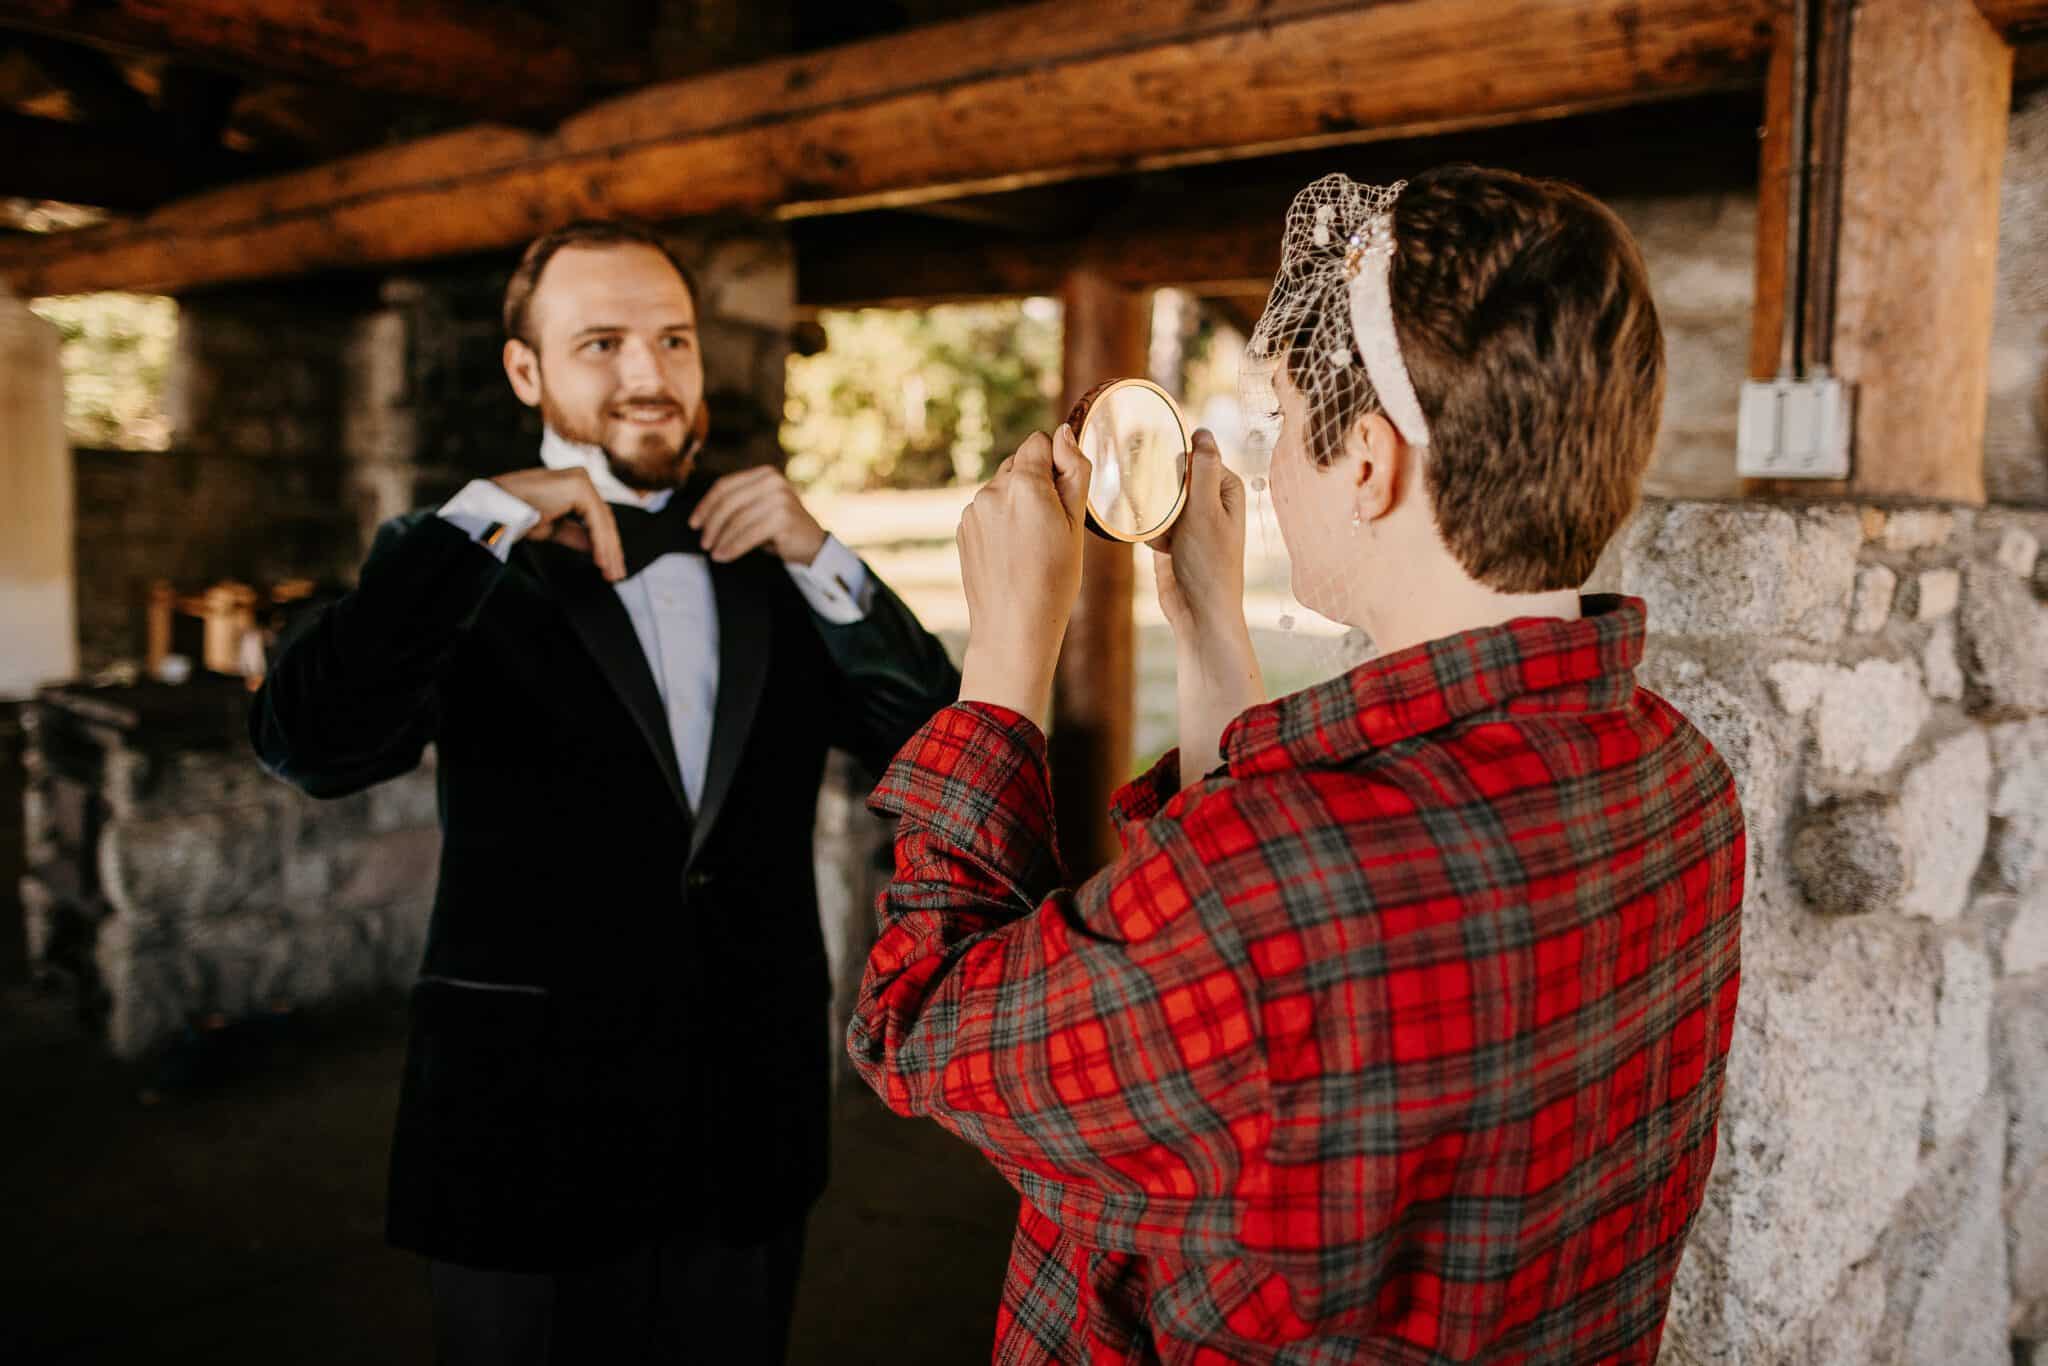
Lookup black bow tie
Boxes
[608,481,708,579]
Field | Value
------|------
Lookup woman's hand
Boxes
[1149,430,1263,786]
[1150,430,1249,644]
[956,426,1092,722]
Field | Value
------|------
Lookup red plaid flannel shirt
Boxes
[850,596,1745,1364]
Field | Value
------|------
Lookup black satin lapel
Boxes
[519,541,693,821]
[693,557,773,860]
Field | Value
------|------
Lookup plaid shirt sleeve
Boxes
[849,703,1264,1262]
[1109,747,1182,836]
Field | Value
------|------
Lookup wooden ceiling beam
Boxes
[0,0,1776,297]
[0,0,643,120]
[797,96,1766,310]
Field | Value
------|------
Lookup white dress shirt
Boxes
[437,429,872,810]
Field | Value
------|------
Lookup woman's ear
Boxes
[502,338,543,408]
[1345,410,1406,523]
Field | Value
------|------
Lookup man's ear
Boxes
[502,338,543,408]
[1344,410,1406,523]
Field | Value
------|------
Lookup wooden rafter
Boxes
[798,97,1764,310]
[0,0,644,120]
[0,0,1776,298]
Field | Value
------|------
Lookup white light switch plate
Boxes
[1737,377,1854,479]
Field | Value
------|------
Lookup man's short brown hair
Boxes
[1293,164,1665,592]
[501,219,699,347]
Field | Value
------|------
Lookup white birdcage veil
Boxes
[1234,173,1430,678]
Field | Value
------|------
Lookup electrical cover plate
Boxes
[1737,376,1854,479]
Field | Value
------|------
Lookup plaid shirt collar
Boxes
[1223,594,1648,778]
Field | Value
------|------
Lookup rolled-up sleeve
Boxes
[849,703,1263,1263]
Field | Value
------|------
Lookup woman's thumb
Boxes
[1051,424,1092,522]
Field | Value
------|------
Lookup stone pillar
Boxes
[0,284,77,698]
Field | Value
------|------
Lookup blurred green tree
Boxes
[783,301,1061,491]
[29,293,178,451]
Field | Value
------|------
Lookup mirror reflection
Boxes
[1069,378,1190,542]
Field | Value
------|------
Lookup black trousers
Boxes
[430,1222,807,1365]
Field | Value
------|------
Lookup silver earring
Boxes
[1351,510,1363,531]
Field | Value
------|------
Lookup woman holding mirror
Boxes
[960,378,1256,781]
[847,166,1745,1363]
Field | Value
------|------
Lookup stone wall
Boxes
[1593,499,2048,1365]
[19,683,442,1058]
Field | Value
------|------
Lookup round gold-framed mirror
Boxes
[1065,378,1191,543]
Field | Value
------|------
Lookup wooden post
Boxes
[1747,7,1799,388]
[1052,269,1147,877]
[0,285,76,698]
[1832,0,2010,501]
[1748,0,2013,500]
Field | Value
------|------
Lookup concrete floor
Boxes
[0,980,1020,1365]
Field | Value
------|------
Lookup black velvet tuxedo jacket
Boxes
[250,508,959,1272]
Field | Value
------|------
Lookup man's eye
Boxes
[584,338,618,355]
[662,335,692,350]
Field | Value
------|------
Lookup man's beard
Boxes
[541,391,696,492]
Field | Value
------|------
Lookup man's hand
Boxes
[489,467,626,582]
[689,466,830,565]
[956,426,1091,722]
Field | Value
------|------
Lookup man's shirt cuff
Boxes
[438,479,542,563]
[786,535,872,624]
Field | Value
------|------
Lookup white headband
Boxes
[1340,192,1432,448]
[1242,175,1433,460]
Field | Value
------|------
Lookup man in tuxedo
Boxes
[252,220,960,1364]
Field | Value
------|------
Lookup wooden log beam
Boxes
[1051,269,1146,878]
[799,96,1765,310]
[0,0,1776,298]
[0,0,642,119]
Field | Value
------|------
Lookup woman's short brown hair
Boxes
[501,219,699,347]
[1292,164,1665,593]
